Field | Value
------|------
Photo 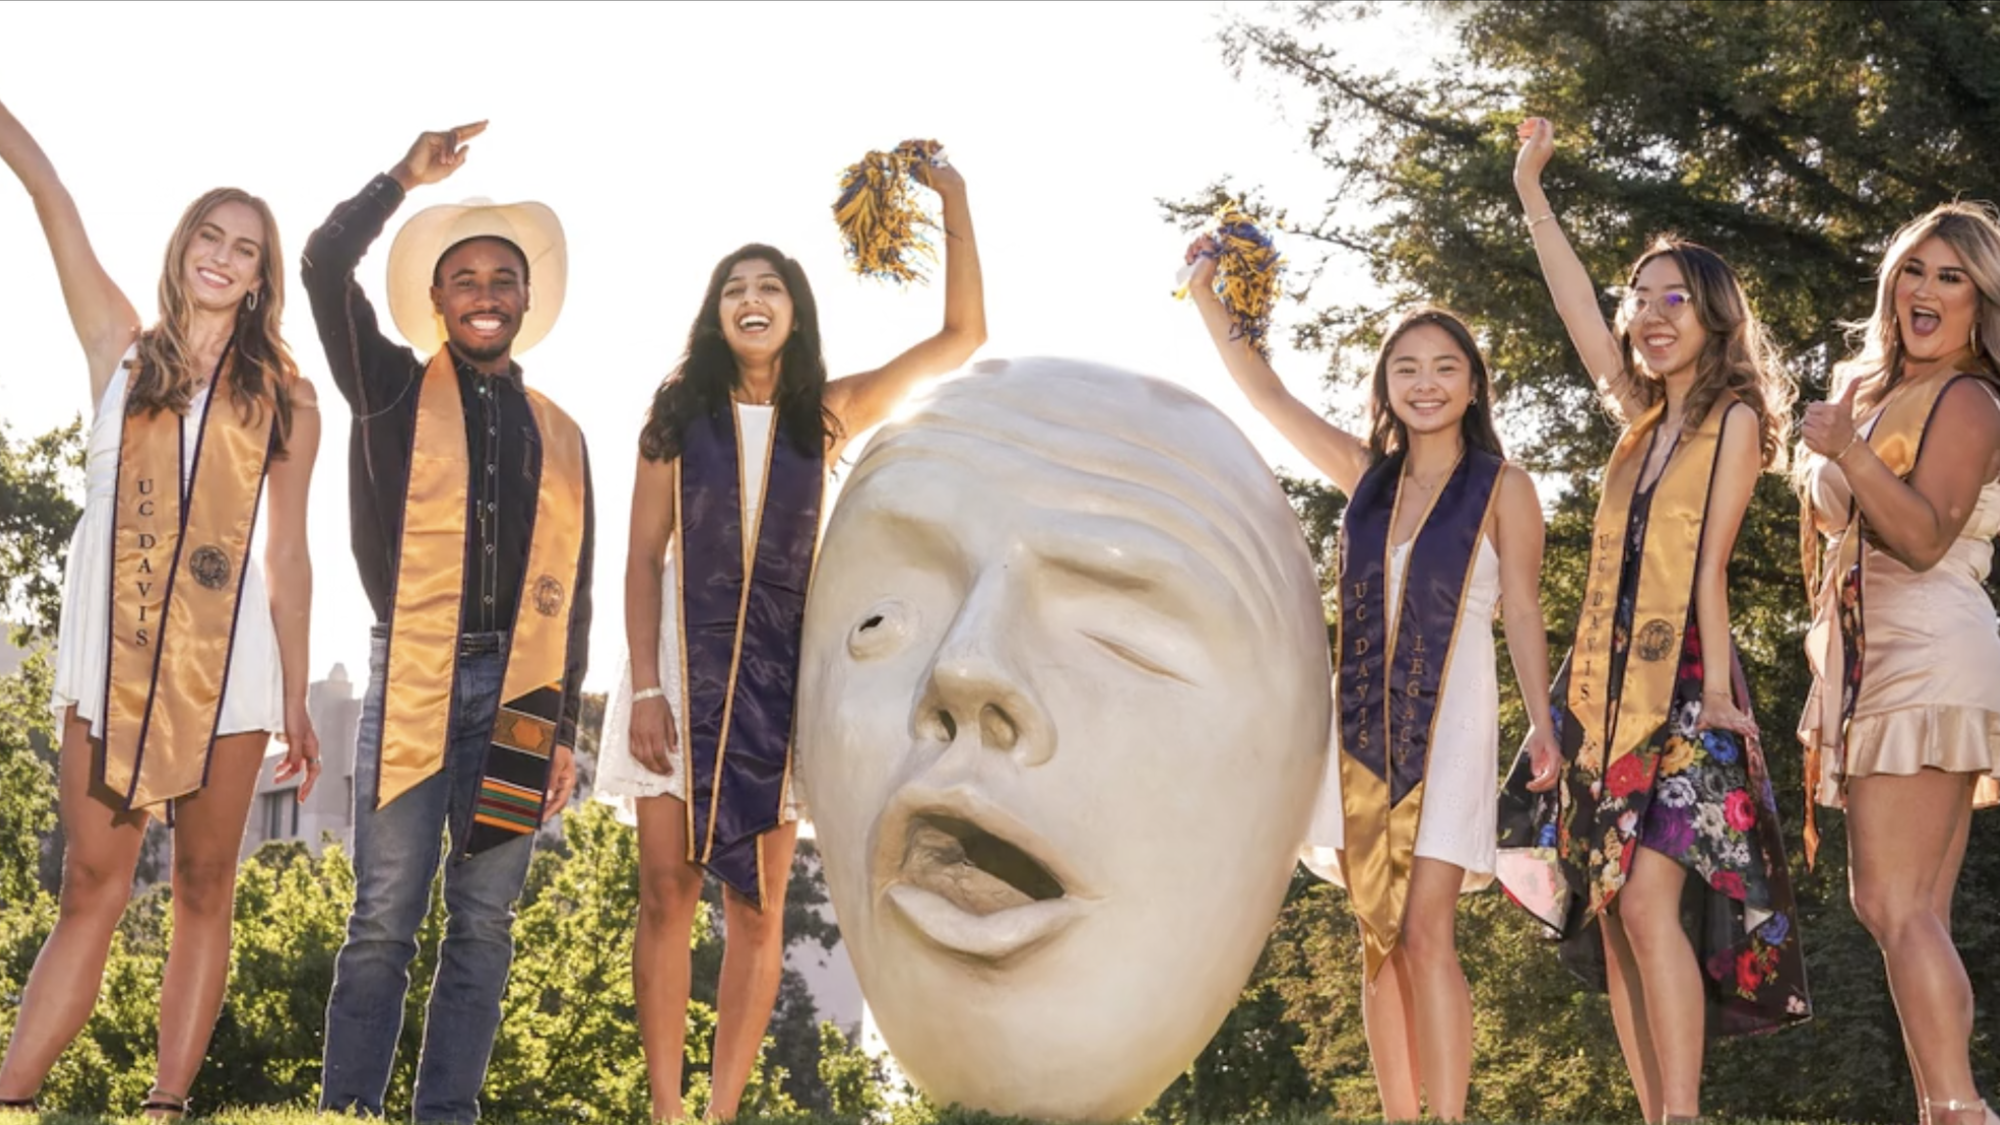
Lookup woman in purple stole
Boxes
[1500,117,1810,1125]
[1185,236,1556,1123]
[597,154,985,1121]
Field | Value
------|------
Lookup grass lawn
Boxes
[15,1104,1856,1112]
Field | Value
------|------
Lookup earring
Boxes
[1973,322,1982,353]
[245,290,260,313]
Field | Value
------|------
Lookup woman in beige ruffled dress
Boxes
[1798,201,2000,1125]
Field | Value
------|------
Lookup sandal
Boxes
[1925,1098,1998,1125]
[141,1087,191,1120]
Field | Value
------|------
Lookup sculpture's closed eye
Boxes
[1083,631,1193,686]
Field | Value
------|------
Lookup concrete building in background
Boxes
[241,663,362,859]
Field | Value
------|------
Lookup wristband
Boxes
[631,687,666,704]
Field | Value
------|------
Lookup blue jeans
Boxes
[320,626,534,1124]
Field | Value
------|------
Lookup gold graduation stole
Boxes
[103,361,276,816]
[1567,398,1733,803]
[378,351,588,854]
[1797,367,1968,864]
[1337,447,1504,979]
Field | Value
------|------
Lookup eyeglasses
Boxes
[1620,290,1693,319]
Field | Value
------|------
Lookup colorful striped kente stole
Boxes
[1798,368,1970,863]
[103,355,276,817]
[1338,446,1503,979]
[378,351,588,855]
[678,404,822,909]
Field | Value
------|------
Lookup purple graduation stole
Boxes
[677,405,822,908]
[1338,447,1503,978]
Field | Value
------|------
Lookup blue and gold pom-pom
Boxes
[1177,207,1283,357]
[833,139,945,285]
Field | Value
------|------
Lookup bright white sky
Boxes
[0,0,1437,693]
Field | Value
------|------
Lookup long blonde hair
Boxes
[1827,201,2000,411]
[1613,235,1797,471]
[125,187,298,455]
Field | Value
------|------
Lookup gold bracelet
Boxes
[1527,211,1556,230]
[1832,434,1860,463]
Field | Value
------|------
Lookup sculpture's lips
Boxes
[876,786,1095,961]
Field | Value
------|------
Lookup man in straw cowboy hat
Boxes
[301,121,593,1123]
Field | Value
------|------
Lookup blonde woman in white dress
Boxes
[0,99,319,1120]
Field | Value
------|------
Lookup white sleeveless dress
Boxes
[1302,536,1502,893]
[48,367,285,738]
[596,403,806,824]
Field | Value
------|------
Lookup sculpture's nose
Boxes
[913,567,1055,767]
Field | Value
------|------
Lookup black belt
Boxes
[458,632,507,656]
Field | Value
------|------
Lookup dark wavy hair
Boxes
[1613,236,1796,470]
[639,244,841,462]
[1366,306,1506,461]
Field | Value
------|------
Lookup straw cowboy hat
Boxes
[386,197,567,356]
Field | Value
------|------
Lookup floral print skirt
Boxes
[1496,621,1812,1037]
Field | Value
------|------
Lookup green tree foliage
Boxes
[0,419,84,643]
[0,805,851,1117]
[0,648,58,908]
[1158,3,1999,1122]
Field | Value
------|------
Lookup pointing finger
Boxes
[451,120,490,141]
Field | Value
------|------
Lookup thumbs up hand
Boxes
[1803,377,1863,461]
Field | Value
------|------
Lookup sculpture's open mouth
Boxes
[902,814,1065,914]
[876,786,1093,962]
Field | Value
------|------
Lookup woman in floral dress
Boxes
[1496,118,1810,1125]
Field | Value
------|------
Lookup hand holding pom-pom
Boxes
[835,138,951,285]
[1177,209,1282,359]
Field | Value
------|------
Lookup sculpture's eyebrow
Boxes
[847,430,1280,625]
[848,497,968,570]
[1023,513,1220,620]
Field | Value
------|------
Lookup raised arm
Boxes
[1804,377,2000,571]
[265,380,323,800]
[1514,117,1643,422]
[1182,234,1370,496]
[624,450,679,777]
[824,152,987,450]
[300,123,485,410]
[0,98,139,404]
[1692,404,1762,743]
[1493,463,1560,790]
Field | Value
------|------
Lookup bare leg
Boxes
[149,731,268,1113]
[1601,912,1661,1124]
[634,795,705,1123]
[1849,771,1983,1116]
[1905,805,1972,1125]
[1400,858,1473,1120]
[706,823,798,1121]
[1616,846,1703,1121]
[1362,943,1423,1122]
[0,711,146,1101]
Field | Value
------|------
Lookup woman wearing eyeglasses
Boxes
[1494,117,1811,1125]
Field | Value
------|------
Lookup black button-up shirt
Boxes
[301,174,592,749]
